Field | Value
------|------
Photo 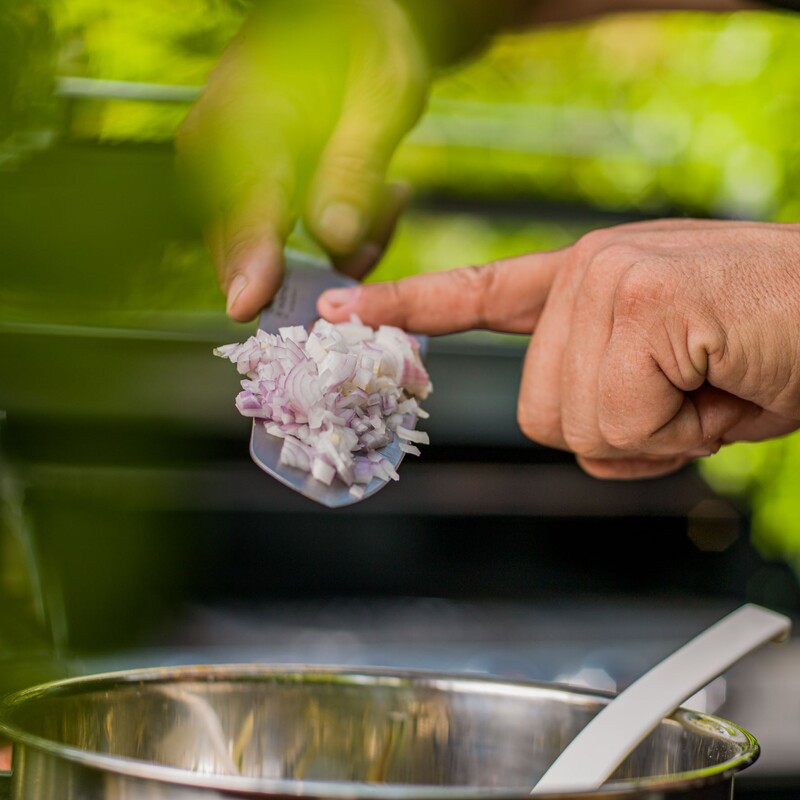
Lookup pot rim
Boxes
[0,663,760,798]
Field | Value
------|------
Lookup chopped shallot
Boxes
[214,316,431,489]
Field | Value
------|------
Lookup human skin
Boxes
[176,0,430,322]
[318,220,800,479]
[177,0,761,322]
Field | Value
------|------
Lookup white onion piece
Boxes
[214,316,431,489]
[278,325,308,343]
[396,425,430,445]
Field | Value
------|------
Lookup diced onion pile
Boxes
[214,317,432,497]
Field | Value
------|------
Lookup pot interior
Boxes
[0,666,757,793]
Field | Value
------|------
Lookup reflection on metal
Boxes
[0,665,759,799]
[554,666,617,694]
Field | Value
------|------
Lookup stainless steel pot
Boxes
[0,664,758,799]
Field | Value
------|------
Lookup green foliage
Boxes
[395,11,800,220]
[700,439,800,576]
[54,0,243,137]
[55,0,242,82]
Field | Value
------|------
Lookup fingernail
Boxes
[226,274,248,315]
[321,286,360,309]
[318,202,366,251]
[687,448,712,458]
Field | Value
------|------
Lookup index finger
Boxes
[317,249,566,335]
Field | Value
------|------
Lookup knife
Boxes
[249,250,428,508]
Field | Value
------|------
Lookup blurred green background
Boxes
[3,0,800,596]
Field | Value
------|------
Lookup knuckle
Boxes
[572,228,615,261]
[255,170,296,216]
[611,259,671,324]
[590,241,638,270]
[382,280,404,309]
[456,263,492,289]
[517,400,562,449]
[325,147,383,188]
[452,264,498,328]
[561,424,601,458]
[365,281,405,324]
[517,400,539,441]
[598,415,644,451]
[572,233,645,284]
[224,220,276,266]
[224,229,255,265]
[597,404,653,453]
[231,192,282,231]
[270,171,296,214]
[348,74,425,150]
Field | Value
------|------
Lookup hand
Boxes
[318,219,800,479]
[177,0,430,321]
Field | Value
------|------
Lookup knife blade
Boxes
[249,250,428,508]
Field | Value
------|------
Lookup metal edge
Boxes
[0,663,760,798]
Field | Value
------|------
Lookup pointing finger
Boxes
[318,249,566,335]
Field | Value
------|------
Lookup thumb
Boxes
[318,250,565,335]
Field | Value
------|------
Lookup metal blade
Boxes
[249,251,427,508]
